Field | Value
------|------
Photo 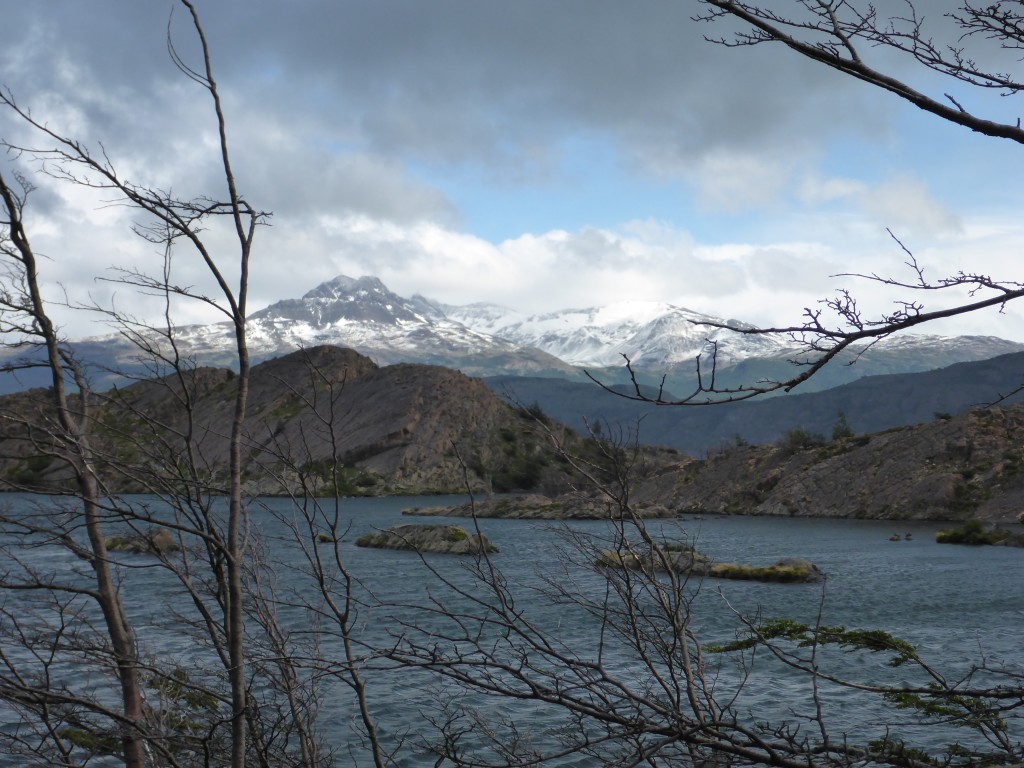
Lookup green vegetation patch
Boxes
[777,427,826,455]
[936,518,1011,545]
[709,619,919,667]
[59,727,121,757]
[299,459,384,496]
[709,561,820,583]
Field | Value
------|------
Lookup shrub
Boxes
[777,427,826,454]
[516,401,551,425]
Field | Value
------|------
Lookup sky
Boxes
[1,0,1022,342]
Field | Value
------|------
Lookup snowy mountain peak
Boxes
[302,274,388,302]
[421,298,523,328]
[160,274,573,376]
[245,276,788,370]
[254,274,434,328]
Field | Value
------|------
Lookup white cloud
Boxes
[16,191,1024,345]
[799,172,962,237]
[798,174,868,205]
[305,216,839,320]
[689,151,800,213]
[862,176,962,237]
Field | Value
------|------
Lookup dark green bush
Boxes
[777,427,826,454]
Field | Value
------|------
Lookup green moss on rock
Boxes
[597,545,824,584]
[709,558,824,583]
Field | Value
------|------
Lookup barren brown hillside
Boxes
[0,346,588,496]
[636,405,1024,523]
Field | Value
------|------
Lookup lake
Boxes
[2,493,1022,766]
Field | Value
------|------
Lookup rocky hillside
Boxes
[634,405,1024,523]
[0,346,594,496]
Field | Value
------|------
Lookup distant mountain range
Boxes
[182,273,799,374]
[3,273,1019,394]
[434,296,789,368]
[487,350,1024,455]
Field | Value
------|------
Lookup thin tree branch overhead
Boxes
[595,0,1024,405]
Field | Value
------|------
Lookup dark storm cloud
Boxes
[231,0,888,171]
[0,0,890,189]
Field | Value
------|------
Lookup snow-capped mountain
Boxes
[438,300,792,368]
[167,275,577,376]
[155,275,807,376]
[112,274,1024,376]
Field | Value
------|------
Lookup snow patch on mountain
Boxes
[442,300,794,367]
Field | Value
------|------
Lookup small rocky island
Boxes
[106,528,180,555]
[356,524,497,554]
[405,493,675,520]
[597,544,824,584]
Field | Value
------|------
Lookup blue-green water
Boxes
[2,494,1022,765]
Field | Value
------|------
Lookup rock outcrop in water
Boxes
[935,518,1024,547]
[597,545,824,584]
[355,524,497,554]
[105,528,180,555]
[708,557,825,583]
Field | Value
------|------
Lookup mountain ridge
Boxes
[4,341,1024,523]
[120,273,1024,381]
[486,350,1024,456]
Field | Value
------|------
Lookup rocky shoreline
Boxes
[403,493,675,520]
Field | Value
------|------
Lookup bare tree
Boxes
[0,3,311,767]
[4,3,1024,768]
[0,2,407,765]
